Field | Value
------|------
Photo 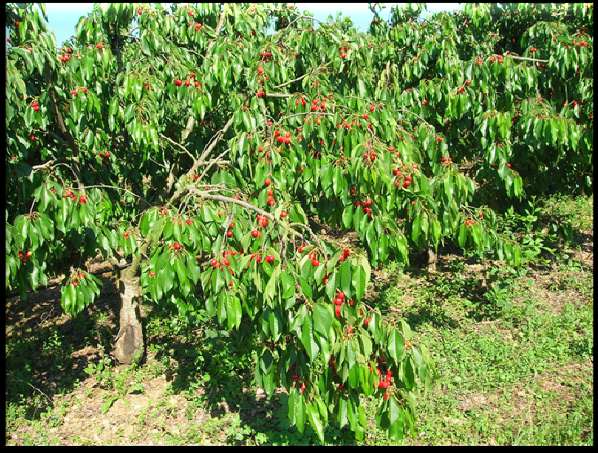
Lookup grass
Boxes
[4,194,593,446]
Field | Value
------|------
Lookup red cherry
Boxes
[267,198,275,207]
[383,392,390,401]
[194,22,203,32]
[251,229,260,238]
[335,305,342,318]
[185,79,190,87]
[186,218,193,225]
[363,318,370,328]
[137,7,143,15]
[280,210,288,219]
[257,65,264,75]
[311,258,320,267]
[173,242,182,251]
[210,258,219,268]
[334,297,343,306]
[223,258,230,267]
[264,178,271,187]
[78,195,87,204]
[265,255,274,264]
[175,79,182,87]
[227,230,233,238]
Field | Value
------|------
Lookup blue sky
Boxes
[45,3,463,46]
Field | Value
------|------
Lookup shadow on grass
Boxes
[5,277,120,420]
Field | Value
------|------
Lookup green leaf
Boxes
[352,263,367,301]
[387,329,404,365]
[300,316,319,362]
[312,303,333,339]
[306,402,325,443]
[342,205,353,228]
[339,260,351,298]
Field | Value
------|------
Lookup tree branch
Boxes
[160,133,195,161]
[508,55,549,63]
[167,114,235,206]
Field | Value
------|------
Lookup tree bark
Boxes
[113,267,144,365]
[427,248,437,273]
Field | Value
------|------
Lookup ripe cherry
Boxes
[223,258,230,267]
[335,305,342,318]
[311,258,320,267]
[265,255,274,264]
[280,210,288,219]
[267,197,275,207]
[364,318,370,328]
[227,230,233,238]
[251,229,260,238]
[210,259,219,268]
[264,178,271,187]
[175,79,182,87]
[78,195,87,204]
[383,391,390,401]
[257,65,264,75]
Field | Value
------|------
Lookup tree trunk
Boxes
[427,248,437,273]
[113,267,144,365]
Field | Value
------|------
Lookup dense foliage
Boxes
[4,2,593,443]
